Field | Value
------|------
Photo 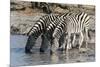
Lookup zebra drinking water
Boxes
[25,14,64,53]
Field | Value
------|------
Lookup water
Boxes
[10,35,95,67]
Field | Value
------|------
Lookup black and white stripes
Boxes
[25,11,91,54]
[25,14,62,53]
[51,12,91,53]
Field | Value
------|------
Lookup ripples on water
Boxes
[10,35,95,66]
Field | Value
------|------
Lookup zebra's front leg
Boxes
[79,32,84,52]
[50,38,59,55]
[59,33,68,50]
[40,34,49,53]
[65,33,71,53]
[72,34,76,48]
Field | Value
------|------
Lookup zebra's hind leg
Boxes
[85,29,89,49]
[83,29,89,52]
[40,34,49,53]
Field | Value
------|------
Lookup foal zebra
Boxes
[25,14,64,53]
[51,12,91,54]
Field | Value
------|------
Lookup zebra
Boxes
[25,14,64,53]
[51,12,92,54]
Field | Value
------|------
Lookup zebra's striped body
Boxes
[25,14,63,53]
[51,12,91,53]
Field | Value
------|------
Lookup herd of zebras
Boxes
[25,11,92,54]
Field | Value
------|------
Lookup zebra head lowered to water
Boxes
[25,14,65,53]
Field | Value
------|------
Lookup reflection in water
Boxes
[50,53,59,64]
[10,35,95,66]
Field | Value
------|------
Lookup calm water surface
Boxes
[10,35,95,66]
